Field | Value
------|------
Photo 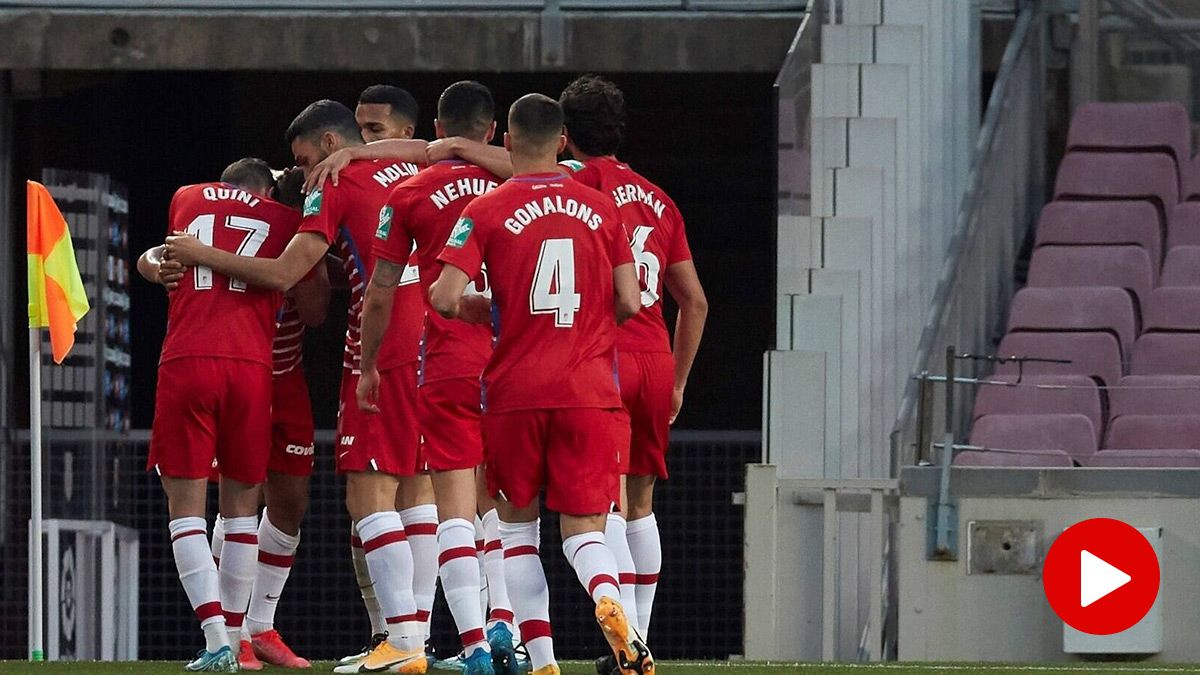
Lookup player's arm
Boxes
[290,261,331,327]
[164,231,329,292]
[426,137,514,179]
[664,260,708,424]
[304,139,431,193]
[136,245,185,291]
[356,257,406,414]
[613,263,641,325]
[429,264,474,320]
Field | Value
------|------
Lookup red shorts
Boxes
[337,365,421,476]
[482,407,627,516]
[420,377,484,472]
[270,367,316,476]
[618,351,674,479]
[149,357,272,485]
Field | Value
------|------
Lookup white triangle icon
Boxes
[1080,550,1131,608]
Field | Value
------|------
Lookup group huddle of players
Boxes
[140,76,708,675]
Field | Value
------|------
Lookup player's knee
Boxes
[626,476,656,519]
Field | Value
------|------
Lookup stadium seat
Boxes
[1110,375,1200,417]
[1053,152,1180,226]
[1065,101,1191,190]
[971,374,1104,446]
[1160,246,1200,286]
[1130,333,1200,375]
[1169,202,1200,250]
[970,413,1097,462]
[1035,201,1162,272]
[995,331,1123,386]
[1105,414,1200,450]
[1007,287,1137,355]
[1083,449,1200,467]
[1186,154,1200,201]
[1143,287,1200,332]
[1025,245,1153,316]
[953,448,1074,467]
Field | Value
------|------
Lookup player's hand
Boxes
[164,232,206,267]
[425,137,459,163]
[458,294,493,325]
[669,385,685,426]
[305,149,353,193]
[356,367,381,414]
[157,258,185,291]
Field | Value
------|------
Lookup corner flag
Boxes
[27,180,90,363]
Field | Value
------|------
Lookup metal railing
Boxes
[888,1,1047,474]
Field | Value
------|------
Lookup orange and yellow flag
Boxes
[27,180,90,364]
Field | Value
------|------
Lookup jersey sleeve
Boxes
[560,160,602,190]
[296,181,341,244]
[373,188,415,266]
[665,202,693,265]
[436,202,485,280]
[166,186,189,236]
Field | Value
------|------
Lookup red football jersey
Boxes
[160,183,300,367]
[561,157,693,353]
[438,171,634,412]
[273,300,304,376]
[376,161,500,384]
[297,159,423,372]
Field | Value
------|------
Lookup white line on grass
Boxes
[568,664,1200,672]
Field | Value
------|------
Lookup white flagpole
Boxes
[29,327,44,662]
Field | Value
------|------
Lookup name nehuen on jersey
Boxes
[612,183,666,220]
[430,178,499,210]
[505,195,603,235]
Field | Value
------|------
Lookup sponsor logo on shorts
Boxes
[376,205,393,240]
[446,216,474,248]
[285,443,314,456]
[303,188,323,216]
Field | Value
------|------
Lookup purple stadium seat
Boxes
[1066,102,1190,187]
[972,375,1104,446]
[1105,414,1200,449]
[1169,203,1200,250]
[1084,449,1200,467]
[1035,201,1163,272]
[1161,246,1200,287]
[954,448,1073,467]
[1007,287,1137,355]
[996,331,1123,387]
[1144,287,1200,332]
[1026,245,1153,311]
[970,413,1097,461]
[1187,155,1200,201]
[1053,153,1180,223]
[1110,375,1200,417]
[1130,334,1200,375]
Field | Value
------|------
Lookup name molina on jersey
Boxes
[372,162,421,188]
[504,196,604,235]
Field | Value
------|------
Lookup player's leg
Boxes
[605,476,640,634]
[478,470,522,673]
[483,410,556,675]
[421,378,495,673]
[624,475,661,638]
[548,408,653,675]
[150,357,236,672]
[396,474,439,647]
[216,476,263,661]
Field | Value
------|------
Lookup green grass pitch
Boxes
[4,663,1200,674]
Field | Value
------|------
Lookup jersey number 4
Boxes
[530,238,581,328]
[185,214,270,292]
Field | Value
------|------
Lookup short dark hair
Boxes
[284,99,361,145]
[508,93,564,149]
[559,74,626,157]
[272,169,305,210]
[358,85,420,125]
[220,158,274,194]
[437,81,494,141]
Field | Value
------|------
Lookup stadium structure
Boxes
[3,0,1200,671]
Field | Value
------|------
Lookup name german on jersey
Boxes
[505,195,604,234]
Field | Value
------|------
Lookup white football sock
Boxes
[351,528,386,635]
[499,519,554,670]
[475,516,489,621]
[170,517,228,653]
[626,513,662,638]
[246,510,299,636]
[562,531,621,605]
[400,504,439,639]
[357,511,421,652]
[437,518,490,653]
[210,514,225,568]
[605,513,641,633]
[482,509,514,629]
[219,515,258,645]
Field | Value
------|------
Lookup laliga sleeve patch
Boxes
[303,188,323,216]
[559,159,586,173]
[446,216,474,248]
[377,205,393,240]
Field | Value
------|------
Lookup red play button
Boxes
[1043,518,1160,635]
